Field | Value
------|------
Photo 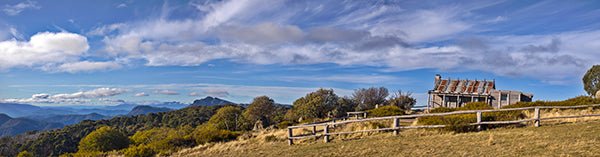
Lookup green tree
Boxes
[387,90,416,111]
[333,96,356,117]
[288,88,339,121]
[207,106,244,131]
[17,151,33,157]
[78,126,130,152]
[583,65,600,96]
[243,96,276,128]
[353,87,389,111]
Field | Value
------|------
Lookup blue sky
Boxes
[0,0,598,106]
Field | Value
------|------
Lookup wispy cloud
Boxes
[2,0,40,16]
[154,89,179,95]
[134,92,149,97]
[1,88,127,104]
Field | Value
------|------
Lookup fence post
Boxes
[393,117,400,135]
[363,112,367,118]
[288,127,294,145]
[476,111,482,131]
[324,125,330,143]
[534,107,540,127]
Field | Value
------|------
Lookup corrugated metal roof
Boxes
[433,78,495,95]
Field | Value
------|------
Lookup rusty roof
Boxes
[432,78,495,95]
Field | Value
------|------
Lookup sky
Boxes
[0,0,599,106]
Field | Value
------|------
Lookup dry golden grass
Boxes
[175,116,600,157]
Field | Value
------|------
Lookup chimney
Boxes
[434,74,442,88]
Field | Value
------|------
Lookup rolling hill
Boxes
[0,114,63,137]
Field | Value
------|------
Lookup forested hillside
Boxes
[0,105,221,156]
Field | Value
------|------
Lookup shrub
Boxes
[78,126,129,152]
[193,125,239,144]
[59,151,104,157]
[387,90,416,110]
[458,102,493,111]
[124,145,155,157]
[277,121,294,129]
[264,135,279,142]
[129,126,195,155]
[420,102,522,132]
[367,105,405,117]
[17,151,33,157]
[430,107,456,113]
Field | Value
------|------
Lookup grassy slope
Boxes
[176,120,600,157]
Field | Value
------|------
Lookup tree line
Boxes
[0,86,416,157]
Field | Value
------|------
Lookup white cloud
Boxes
[282,75,410,84]
[0,32,89,70]
[91,1,600,84]
[188,92,201,96]
[2,88,127,104]
[2,0,40,16]
[134,92,149,97]
[116,3,127,8]
[50,88,127,99]
[202,89,230,97]
[155,89,179,95]
[50,61,122,73]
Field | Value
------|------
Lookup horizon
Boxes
[1,0,598,107]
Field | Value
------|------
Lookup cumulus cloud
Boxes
[155,89,179,95]
[91,1,600,84]
[2,88,127,104]
[0,32,89,70]
[2,0,40,16]
[50,88,127,99]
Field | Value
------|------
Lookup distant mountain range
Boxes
[0,97,237,137]
[127,105,172,116]
[27,113,109,125]
[190,96,235,107]
[0,114,63,137]
[0,103,76,117]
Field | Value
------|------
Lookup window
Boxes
[500,94,508,101]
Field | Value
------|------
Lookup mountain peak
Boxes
[190,97,235,107]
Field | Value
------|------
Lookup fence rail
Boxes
[287,104,600,145]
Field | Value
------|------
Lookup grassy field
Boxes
[175,119,600,157]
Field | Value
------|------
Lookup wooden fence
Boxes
[287,104,600,145]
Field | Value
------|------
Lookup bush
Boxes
[193,125,239,144]
[430,107,456,113]
[277,121,294,129]
[129,126,195,155]
[59,151,104,157]
[367,105,405,117]
[17,151,33,157]
[264,135,279,142]
[78,126,129,152]
[458,102,493,111]
[124,145,155,157]
[504,96,600,108]
[420,102,522,132]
